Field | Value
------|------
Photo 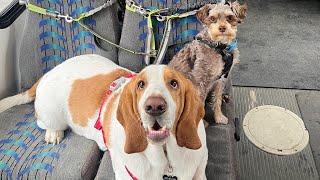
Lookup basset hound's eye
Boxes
[169,79,178,89]
[137,80,145,89]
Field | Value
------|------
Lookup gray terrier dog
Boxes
[169,1,247,124]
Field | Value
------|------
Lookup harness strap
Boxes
[195,37,235,79]
[93,73,138,179]
[94,73,136,147]
[125,166,139,180]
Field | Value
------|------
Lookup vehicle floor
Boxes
[233,86,320,180]
[232,0,320,90]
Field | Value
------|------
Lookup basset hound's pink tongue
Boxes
[147,122,169,141]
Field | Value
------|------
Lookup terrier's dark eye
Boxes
[210,16,217,23]
[137,80,145,89]
[170,80,178,89]
[227,15,234,22]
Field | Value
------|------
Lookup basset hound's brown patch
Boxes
[102,92,120,148]
[164,67,205,150]
[68,69,130,127]
[116,71,148,154]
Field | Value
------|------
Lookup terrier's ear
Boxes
[196,4,214,25]
[231,1,247,23]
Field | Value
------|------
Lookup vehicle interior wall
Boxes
[0,10,26,99]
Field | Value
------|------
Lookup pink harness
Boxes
[94,73,138,180]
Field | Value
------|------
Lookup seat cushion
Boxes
[0,104,103,179]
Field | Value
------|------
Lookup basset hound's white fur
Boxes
[0,54,208,180]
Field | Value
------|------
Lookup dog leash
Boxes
[20,0,226,66]
[125,0,200,65]
[19,0,156,57]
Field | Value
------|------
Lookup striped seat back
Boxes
[18,0,120,90]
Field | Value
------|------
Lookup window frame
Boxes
[0,0,25,29]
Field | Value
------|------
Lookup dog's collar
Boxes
[195,37,237,53]
[195,37,235,79]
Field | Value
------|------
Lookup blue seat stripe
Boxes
[39,19,65,30]
[68,0,80,5]
[24,111,34,118]
[18,163,53,177]
[75,43,95,53]
[33,143,67,151]
[0,161,12,177]
[174,29,199,42]
[71,6,92,18]
[139,19,147,28]
[156,0,165,4]
[16,121,44,132]
[0,149,20,161]
[0,139,28,150]
[39,32,66,42]
[174,16,198,29]
[139,32,147,41]
[28,152,60,160]
[37,0,62,5]
[71,18,96,30]
[155,34,163,41]
[144,6,158,10]
[72,31,92,42]
[173,0,180,4]
[7,130,36,141]
[154,21,164,29]
[16,121,34,127]
[40,44,67,52]
[41,55,64,62]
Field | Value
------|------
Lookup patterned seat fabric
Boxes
[18,0,121,91]
[118,0,207,72]
[97,0,239,179]
[0,0,120,178]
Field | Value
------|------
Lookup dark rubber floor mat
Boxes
[296,92,320,175]
[232,0,320,90]
[233,87,319,180]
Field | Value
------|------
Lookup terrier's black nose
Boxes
[144,96,167,116]
[219,26,226,33]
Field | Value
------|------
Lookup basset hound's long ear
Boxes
[174,75,205,150]
[196,4,214,25]
[117,78,148,154]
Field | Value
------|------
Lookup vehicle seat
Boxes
[0,0,120,178]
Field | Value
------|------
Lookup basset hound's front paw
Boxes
[45,129,64,145]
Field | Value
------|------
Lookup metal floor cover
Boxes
[233,87,319,180]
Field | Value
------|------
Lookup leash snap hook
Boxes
[57,14,74,23]
[156,15,166,21]
[64,15,74,23]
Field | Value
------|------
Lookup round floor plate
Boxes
[243,105,309,155]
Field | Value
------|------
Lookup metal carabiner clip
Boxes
[64,15,74,23]
[156,15,166,22]
[57,14,74,23]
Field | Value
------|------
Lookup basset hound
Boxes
[0,54,208,180]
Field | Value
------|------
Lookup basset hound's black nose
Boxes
[144,96,167,116]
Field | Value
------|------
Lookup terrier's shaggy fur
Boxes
[169,1,247,124]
